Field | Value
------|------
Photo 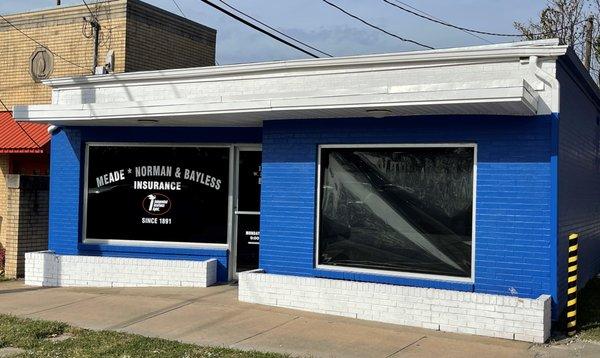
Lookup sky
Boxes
[0,0,549,65]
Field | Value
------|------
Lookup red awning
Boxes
[0,112,50,154]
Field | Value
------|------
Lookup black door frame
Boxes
[230,145,261,279]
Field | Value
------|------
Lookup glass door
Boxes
[233,147,262,274]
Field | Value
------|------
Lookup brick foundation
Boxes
[238,270,552,343]
[25,251,217,288]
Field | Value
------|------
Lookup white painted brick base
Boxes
[238,270,552,343]
[25,251,217,288]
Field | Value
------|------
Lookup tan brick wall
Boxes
[3,182,20,277]
[124,0,216,71]
[4,175,49,278]
[0,155,9,254]
[0,0,216,109]
[0,1,128,109]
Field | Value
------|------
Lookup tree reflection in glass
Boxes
[318,146,474,278]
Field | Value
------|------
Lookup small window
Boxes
[316,145,475,279]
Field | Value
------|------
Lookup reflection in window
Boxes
[317,146,474,278]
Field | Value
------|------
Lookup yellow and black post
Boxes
[567,233,579,337]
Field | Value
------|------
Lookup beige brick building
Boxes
[0,0,216,109]
[0,0,216,277]
[0,156,8,267]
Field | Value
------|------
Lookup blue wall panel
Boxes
[49,115,560,306]
[260,116,555,299]
[49,126,262,282]
[556,60,600,318]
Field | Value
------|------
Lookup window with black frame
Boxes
[317,145,475,278]
[85,145,230,245]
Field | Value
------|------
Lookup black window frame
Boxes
[314,143,477,282]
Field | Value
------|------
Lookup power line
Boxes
[0,13,91,72]
[217,0,333,57]
[15,121,42,149]
[0,97,42,149]
[170,1,220,64]
[81,0,98,21]
[98,0,114,49]
[0,98,8,112]
[388,0,492,44]
[382,0,587,38]
[172,0,187,18]
[321,0,434,50]
[199,0,321,58]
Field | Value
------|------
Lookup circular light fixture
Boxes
[366,109,393,118]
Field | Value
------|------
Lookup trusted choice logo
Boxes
[142,193,172,216]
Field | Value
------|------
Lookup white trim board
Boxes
[13,80,540,126]
[13,40,566,126]
[40,39,566,87]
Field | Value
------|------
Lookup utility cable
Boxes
[0,98,42,149]
[217,0,333,57]
[81,0,99,22]
[0,13,91,72]
[168,1,221,64]
[200,0,321,58]
[382,0,587,38]
[321,0,434,50]
[0,98,8,112]
[172,0,187,18]
[387,0,492,44]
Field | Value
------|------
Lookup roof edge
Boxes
[42,39,569,88]
[557,47,600,108]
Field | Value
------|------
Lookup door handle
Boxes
[235,211,260,215]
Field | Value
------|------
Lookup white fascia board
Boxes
[41,42,567,88]
[13,79,538,125]
[13,39,563,124]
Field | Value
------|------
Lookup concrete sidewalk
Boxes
[0,280,595,357]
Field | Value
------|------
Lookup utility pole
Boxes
[82,0,101,73]
[584,17,594,71]
[91,19,101,71]
[84,16,101,73]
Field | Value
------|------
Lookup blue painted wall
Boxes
[44,55,600,326]
[48,126,262,282]
[259,116,555,299]
[556,58,600,317]
[48,115,565,315]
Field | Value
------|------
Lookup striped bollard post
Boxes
[567,233,579,337]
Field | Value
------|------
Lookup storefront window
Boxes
[317,145,475,278]
[84,145,230,245]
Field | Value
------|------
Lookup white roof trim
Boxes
[41,39,567,87]
[13,40,565,126]
[14,79,539,126]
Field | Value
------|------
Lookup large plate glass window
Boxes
[85,145,230,245]
[317,145,475,279]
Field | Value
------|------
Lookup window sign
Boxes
[317,145,475,278]
[85,145,230,245]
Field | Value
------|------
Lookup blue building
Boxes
[14,40,600,343]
